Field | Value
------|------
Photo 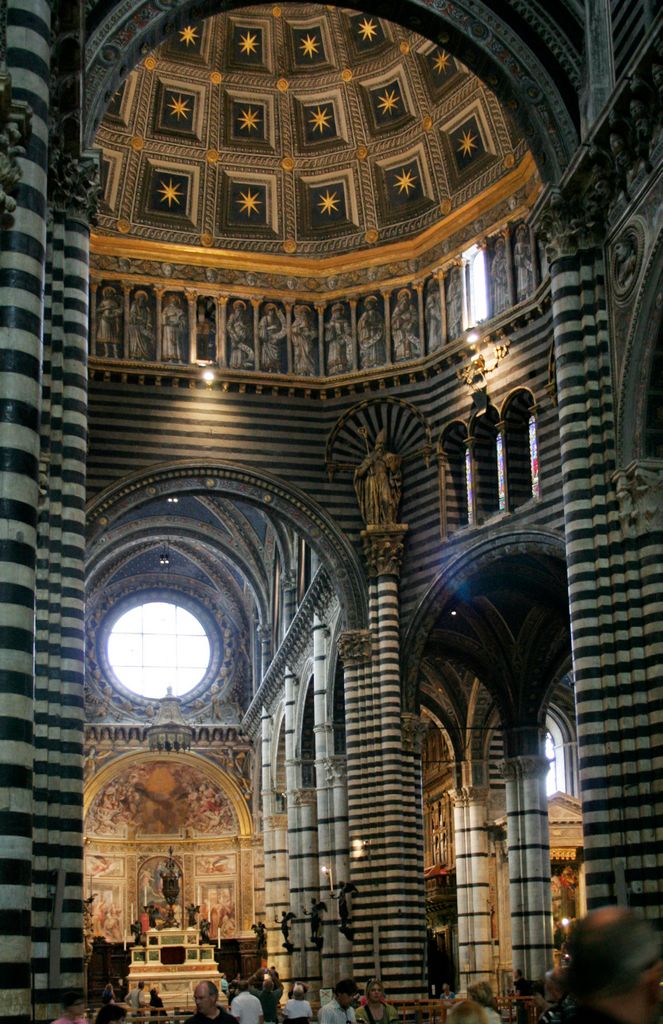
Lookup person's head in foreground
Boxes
[334,980,358,1009]
[194,981,220,1018]
[447,1001,487,1024]
[566,906,662,1024]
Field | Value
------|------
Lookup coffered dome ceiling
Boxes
[94,3,536,261]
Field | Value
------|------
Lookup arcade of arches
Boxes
[0,1,662,1020]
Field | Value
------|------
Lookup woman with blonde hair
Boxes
[447,1001,488,1024]
[355,980,398,1024]
[466,983,500,1024]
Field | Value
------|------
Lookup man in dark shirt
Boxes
[258,976,279,1023]
[186,981,236,1024]
[566,906,662,1024]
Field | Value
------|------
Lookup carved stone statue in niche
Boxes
[392,288,420,362]
[325,302,352,375]
[259,302,287,372]
[357,295,385,369]
[353,428,402,526]
[162,293,187,362]
[514,224,534,301]
[291,304,317,376]
[425,279,442,352]
[614,234,638,292]
[128,289,155,360]
[96,284,123,358]
[196,297,216,362]
[226,299,254,369]
[491,236,509,315]
[445,266,462,340]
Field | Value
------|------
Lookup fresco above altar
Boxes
[86,760,238,837]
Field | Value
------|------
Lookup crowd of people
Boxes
[62,907,660,1024]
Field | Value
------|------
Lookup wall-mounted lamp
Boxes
[159,544,170,567]
[202,368,215,386]
[456,333,510,414]
[321,864,334,893]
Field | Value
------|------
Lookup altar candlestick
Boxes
[217,927,220,945]
[123,935,127,950]
[130,903,134,922]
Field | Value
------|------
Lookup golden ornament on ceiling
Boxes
[210,72,223,85]
[281,156,295,171]
[206,150,220,163]
[341,69,353,82]
[277,78,289,92]
[144,56,157,71]
[117,218,131,234]
[130,136,144,150]
[283,239,297,253]
[365,228,378,244]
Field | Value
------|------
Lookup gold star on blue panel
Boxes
[429,48,454,81]
[232,25,264,65]
[302,102,337,144]
[369,80,408,128]
[171,23,204,56]
[451,116,485,169]
[310,182,347,228]
[389,159,423,206]
[160,89,195,132]
[349,14,385,51]
[231,101,266,142]
[292,26,326,66]
[148,170,189,213]
[228,181,268,226]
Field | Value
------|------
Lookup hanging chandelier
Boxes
[146,687,193,752]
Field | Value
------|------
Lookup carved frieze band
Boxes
[449,785,489,807]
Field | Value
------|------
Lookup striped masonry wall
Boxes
[32,207,89,1011]
[549,242,663,921]
[0,2,51,1021]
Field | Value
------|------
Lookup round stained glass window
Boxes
[107,601,211,699]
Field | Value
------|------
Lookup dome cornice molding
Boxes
[91,151,537,286]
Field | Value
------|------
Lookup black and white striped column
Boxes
[502,755,552,980]
[31,199,90,1011]
[451,780,492,988]
[543,200,663,921]
[0,3,51,1020]
[262,706,290,977]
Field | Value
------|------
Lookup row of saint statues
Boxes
[93,224,538,371]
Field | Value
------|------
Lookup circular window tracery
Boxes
[107,600,211,699]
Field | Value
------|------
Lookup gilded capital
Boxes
[361,523,408,576]
[337,629,372,664]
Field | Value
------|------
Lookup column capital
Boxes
[501,755,549,782]
[449,785,489,807]
[263,813,288,830]
[401,713,428,754]
[289,788,318,807]
[361,524,409,577]
[613,460,663,539]
[318,755,346,784]
[337,629,372,664]
[0,72,31,219]
[49,143,101,220]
